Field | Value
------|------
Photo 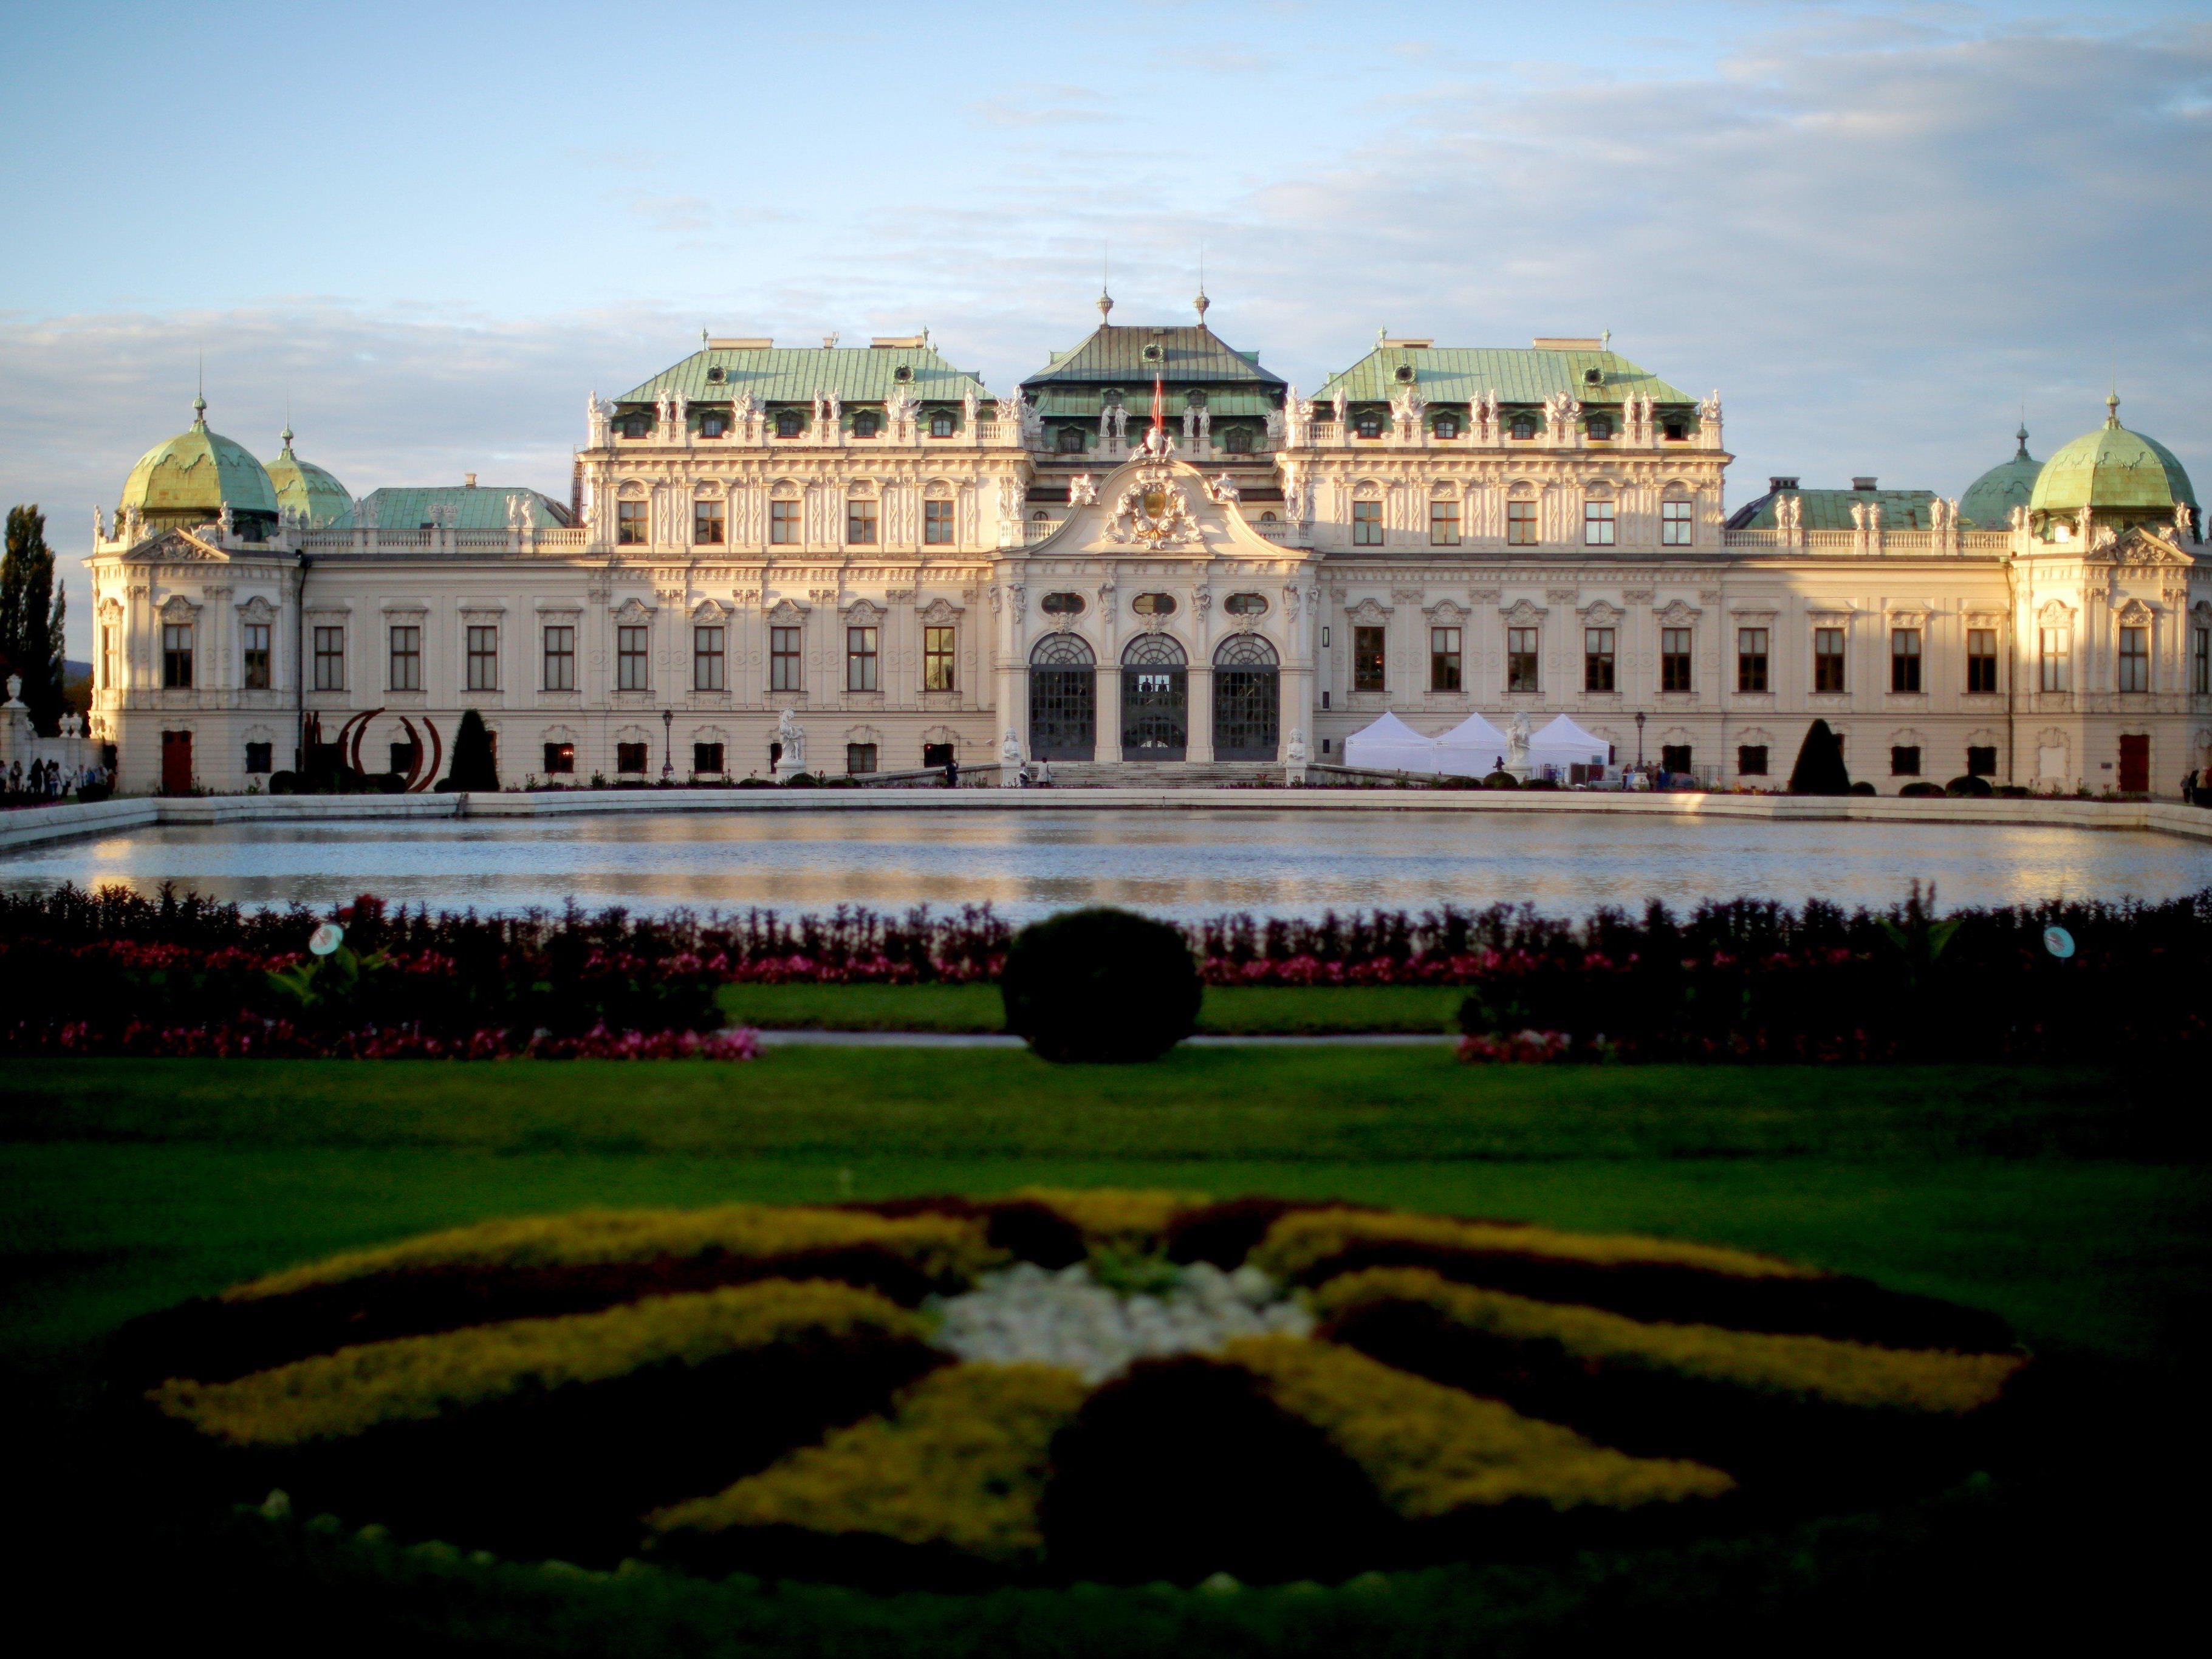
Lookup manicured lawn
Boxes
[3,1050,2203,1655]
[715,982,1466,1033]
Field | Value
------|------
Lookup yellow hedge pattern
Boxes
[1015,1188,1208,1254]
[649,1363,1091,1563]
[1224,1336,1734,1517]
[1252,1208,1818,1285]
[228,1205,999,1302]
[1313,1269,2024,1413]
[157,1280,927,1448]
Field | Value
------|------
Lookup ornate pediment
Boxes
[1501,598,1547,624]
[2112,525,2191,567]
[1105,463,1202,549]
[691,596,734,621]
[2037,598,2075,626]
[129,528,227,563]
[765,597,809,624]
[918,596,961,624]
[1423,597,1467,624]
[1577,600,1623,625]
[612,595,655,620]
[1654,598,1702,626]
[2114,597,2155,626]
[159,592,200,620]
[842,597,884,624]
[1347,597,1391,624]
[238,594,279,623]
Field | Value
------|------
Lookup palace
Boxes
[85,295,2209,796]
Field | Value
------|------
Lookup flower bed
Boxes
[125,1191,2029,1590]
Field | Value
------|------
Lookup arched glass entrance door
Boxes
[1213,634,1280,761]
[1029,634,1096,761]
[1121,634,1188,762]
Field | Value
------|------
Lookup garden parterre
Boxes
[128,1189,2030,1589]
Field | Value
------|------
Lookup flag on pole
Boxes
[1151,371,1165,444]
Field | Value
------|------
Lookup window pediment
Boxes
[1500,598,1547,624]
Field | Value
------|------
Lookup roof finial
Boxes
[2106,389,2121,427]
[1098,245,1113,321]
[1194,247,1208,324]
[1601,327,1611,352]
[194,352,206,426]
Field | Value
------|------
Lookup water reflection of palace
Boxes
[87,292,2207,796]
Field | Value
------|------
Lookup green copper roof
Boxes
[617,343,989,406]
[334,485,571,533]
[1315,346,1694,407]
[1030,388,1280,419]
[2029,395,2196,515]
[1957,427,2040,528]
[118,399,278,522]
[1021,323,1286,391]
[1726,487,1937,533]
[264,429,354,527]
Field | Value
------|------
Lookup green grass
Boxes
[714,983,1465,1033]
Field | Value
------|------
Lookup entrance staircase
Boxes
[1036,761,1283,788]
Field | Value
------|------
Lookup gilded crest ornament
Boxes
[1107,464,1200,548]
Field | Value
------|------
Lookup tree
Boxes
[1,505,66,734]
[439,708,500,792]
[1787,719,1852,795]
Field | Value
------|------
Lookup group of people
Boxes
[4,756,105,803]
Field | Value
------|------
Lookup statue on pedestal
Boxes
[999,728,1024,787]
[775,709,807,780]
[1285,727,1309,787]
[1505,713,1532,779]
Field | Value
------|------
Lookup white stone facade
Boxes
[85,335,2211,797]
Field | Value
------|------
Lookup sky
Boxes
[4,0,2207,658]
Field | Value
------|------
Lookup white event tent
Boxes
[1527,714,1611,776]
[1433,713,1510,778]
[1341,711,1437,774]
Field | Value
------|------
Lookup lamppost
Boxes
[1635,710,1646,769]
[661,707,674,784]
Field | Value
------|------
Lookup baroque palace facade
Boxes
[87,295,2208,795]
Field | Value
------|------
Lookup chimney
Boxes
[1769,476,1799,493]
[464,473,478,489]
[1852,476,1877,491]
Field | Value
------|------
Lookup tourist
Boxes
[1037,756,1052,787]
[943,756,960,788]
[2183,768,2198,802]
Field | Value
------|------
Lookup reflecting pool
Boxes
[5,809,2207,920]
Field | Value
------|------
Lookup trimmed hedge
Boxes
[1000,908,1202,1062]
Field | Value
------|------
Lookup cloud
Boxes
[965,85,1115,128]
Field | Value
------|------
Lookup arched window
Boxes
[1433,413,1459,440]
[1510,413,1537,440]
[1029,633,1096,761]
[852,410,881,439]
[1122,633,1188,761]
[929,409,955,438]
[1213,632,1279,761]
[1355,411,1383,439]
[775,410,803,438]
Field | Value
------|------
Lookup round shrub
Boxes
[784,771,820,787]
[1946,775,1993,798]
[1849,781,1878,796]
[1001,907,1200,1063]
[1482,770,1520,790]
[1898,781,1945,798]
[1521,776,1559,791]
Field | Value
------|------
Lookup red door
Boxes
[2118,734,2149,795]
[160,730,193,794]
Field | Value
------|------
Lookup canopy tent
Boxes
[1341,711,1438,774]
[1433,712,1509,778]
[1528,714,1611,775]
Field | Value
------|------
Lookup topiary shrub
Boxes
[1001,907,1200,1063]
[1898,781,1945,798]
[1482,771,1520,790]
[438,710,499,793]
[784,771,820,787]
[1946,775,1993,798]
[1787,720,1850,795]
[1849,781,1877,796]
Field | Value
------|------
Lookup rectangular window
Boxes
[1583,499,1615,546]
[2194,627,2209,695]
[101,624,117,690]
[1891,745,1922,776]
[1352,500,1383,546]
[1507,626,1540,693]
[617,499,646,546]
[617,624,649,691]
[1352,625,1386,691]
[769,499,798,544]
[1429,626,1462,692]
[1890,627,1923,693]
[1736,628,1769,693]
[770,625,802,693]
[1507,499,1536,546]
[847,626,879,691]
[923,625,956,692]
[2118,626,2149,693]
[1660,744,1693,774]
[1429,498,1460,547]
[1661,628,1693,693]
[846,742,878,775]
[1959,627,1997,694]
[693,625,725,691]
[2039,626,2070,692]
[616,741,648,775]
[543,625,575,691]
[1584,628,1616,693]
[1814,627,1847,693]
[1967,745,1998,778]
[924,499,953,545]
[241,622,272,690]
[847,498,878,546]
[465,624,498,693]
[1738,744,1768,776]
[693,497,725,546]
[388,625,420,692]
[313,626,344,691]
[244,741,272,775]
[693,741,725,775]
[1661,499,1692,546]
[543,742,575,775]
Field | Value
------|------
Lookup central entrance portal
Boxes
[1029,634,1097,761]
[1121,634,1188,762]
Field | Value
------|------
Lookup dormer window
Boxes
[1663,419,1686,441]
[775,410,803,438]
[618,414,649,439]
[1141,343,1164,363]
[1433,413,1459,440]
[1394,364,1416,383]
[699,412,728,439]
[1510,414,1537,440]
[892,364,914,382]
[1354,411,1382,439]
[1058,426,1086,453]
[705,366,726,383]
[1224,426,1252,453]
[929,409,955,437]
[1587,415,1613,440]
[852,410,881,439]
